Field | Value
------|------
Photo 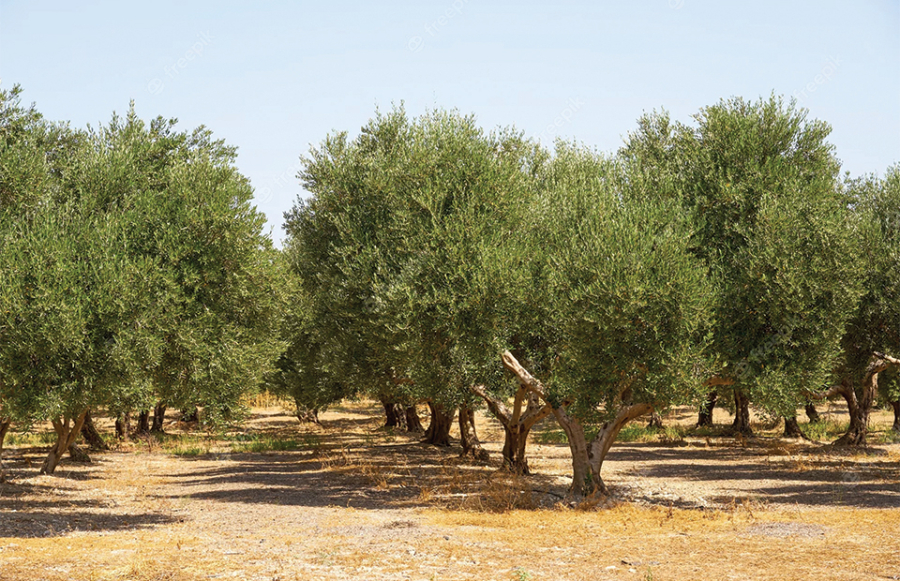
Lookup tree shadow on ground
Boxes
[0,477,178,538]
[152,439,564,512]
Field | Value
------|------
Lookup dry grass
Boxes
[1,400,899,581]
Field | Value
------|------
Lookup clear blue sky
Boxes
[1,1,898,245]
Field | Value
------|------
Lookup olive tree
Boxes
[0,97,283,473]
[286,106,543,451]
[827,166,900,444]
[621,96,864,435]
[497,142,713,498]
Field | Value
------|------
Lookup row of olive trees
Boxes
[273,96,899,499]
[0,86,285,474]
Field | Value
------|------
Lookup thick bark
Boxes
[115,412,131,440]
[458,404,489,462]
[405,406,424,433]
[0,418,11,480]
[783,415,803,438]
[553,402,654,500]
[41,410,89,474]
[805,403,821,424]
[891,400,900,433]
[379,396,406,430]
[295,405,320,424]
[834,353,900,446]
[136,410,151,434]
[423,402,455,447]
[730,389,752,436]
[80,410,109,450]
[151,402,167,433]
[498,349,652,500]
[697,391,718,427]
[647,412,663,429]
[470,383,552,474]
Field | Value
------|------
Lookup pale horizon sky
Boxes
[1,1,898,246]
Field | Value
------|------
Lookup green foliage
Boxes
[282,105,543,407]
[622,95,865,415]
[516,141,713,421]
[841,165,900,397]
[0,88,284,433]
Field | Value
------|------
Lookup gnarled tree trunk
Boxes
[136,410,151,434]
[294,404,320,424]
[470,383,552,474]
[891,400,899,433]
[731,389,752,436]
[499,350,652,501]
[834,353,900,446]
[458,404,489,462]
[552,401,654,500]
[0,418,11,480]
[423,402,455,447]
[405,406,424,433]
[783,415,802,438]
[41,410,89,475]
[805,403,821,423]
[151,402,167,433]
[80,410,109,450]
[115,412,131,440]
[379,396,405,430]
[697,390,717,427]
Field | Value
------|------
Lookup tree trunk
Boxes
[379,396,405,430]
[423,402,455,447]
[647,412,663,429]
[115,412,131,440]
[458,404,489,462]
[832,353,900,446]
[783,415,803,438]
[730,389,752,436]
[41,410,89,475]
[80,410,109,450]
[470,384,552,475]
[151,402,167,433]
[891,400,900,433]
[136,410,151,434]
[698,391,717,427]
[805,403,821,423]
[553,402,654,500]
[0,418,11,481]
[294,400,322,426]
[405,406,424,433]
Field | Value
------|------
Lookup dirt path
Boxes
[1,403,898,580]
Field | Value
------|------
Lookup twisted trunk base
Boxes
[423,403,455,447]
[80,411,109,450]
[698,391,717,427]
[805,403,821,424]
[458,404,489,462]
[470,383,552,475]
[783,415,803,438]
[41,410,89,475]
[405,406,424,433]
[0,418,11,481]
[730,390,752,436]
[151,402,167,433]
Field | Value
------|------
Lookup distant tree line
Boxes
[1,86,898,499]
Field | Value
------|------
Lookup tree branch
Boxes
[469,384,511,427]
[501,350,547,398]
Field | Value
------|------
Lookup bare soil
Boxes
[1,401,898,581]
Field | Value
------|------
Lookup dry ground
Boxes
[1,401,899,581]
